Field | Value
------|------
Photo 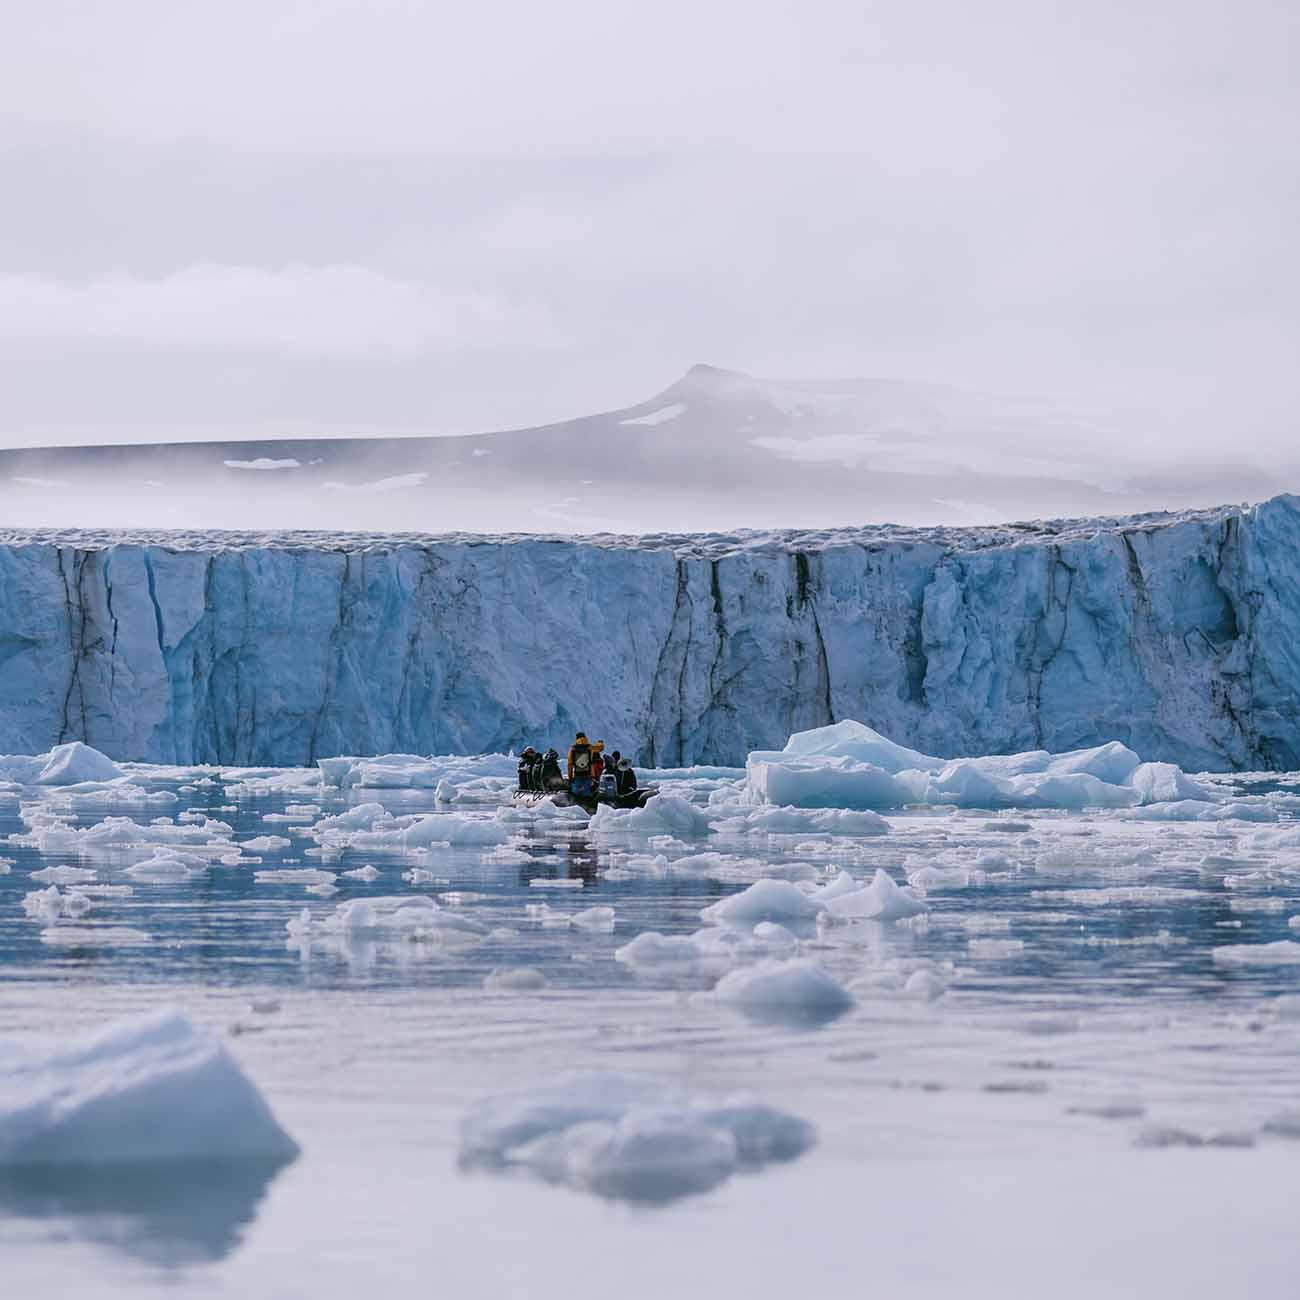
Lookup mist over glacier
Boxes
[3,493,1298,770]
[2,365,1294,535]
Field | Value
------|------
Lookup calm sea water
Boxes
[4,770,1300,1298]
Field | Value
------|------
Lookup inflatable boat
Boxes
[514,785,659,816]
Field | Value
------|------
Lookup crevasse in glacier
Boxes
[0,494,1297,770]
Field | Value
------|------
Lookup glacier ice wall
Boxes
[1,495,1298,770]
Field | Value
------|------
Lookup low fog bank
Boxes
[2,366,1295,534]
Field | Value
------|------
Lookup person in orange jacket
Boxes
[568,732,601,796]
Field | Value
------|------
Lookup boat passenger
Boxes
[568,732,596,797]
[540,748,563,790]
[615,758,637,796]
[591,741,607,783]
[517,746,539,792]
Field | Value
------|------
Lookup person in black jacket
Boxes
[539,749,564,790]
[615,758,637,797]
[517,747,539,792]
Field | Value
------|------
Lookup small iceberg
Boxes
[459,1072,815,1204]
[745,720,1218,812]
[0,1010,299,1166]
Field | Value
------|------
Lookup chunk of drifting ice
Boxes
[29,865,97,885]
[254,869,338,886]
[313,803,392,833]
[714,959,854,1026]
[747,756,912,811]
[341,865,381,881]
[0,1010,298,1165]
[570,906,616,932]
[907,865,976,890]
[614,931,712,972]
[757,720,936,773]
[123,851,208,882]
[22,886,74,920]
[745,722,1214,812]
[35,742,124,786]
[590,794,713,839]
[700,879,824,927]
[1212,941,1300,966]
[239,835,292,853]
[39,925,152,947]
[319,895,439,936]
[825,869,928,922]
[1125,762,1214,804]
[404,813,512,848]
[459,1072,813,1204]
[738,805,888,837]
[481,845,531,864]
[814,870,863,901]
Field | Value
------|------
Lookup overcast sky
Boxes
[1,0,1296,451]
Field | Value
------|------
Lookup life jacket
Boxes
[572,743,592,774]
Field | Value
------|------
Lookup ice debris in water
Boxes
[745,720,1219,812]
[821,869,929,922]
[22,885,95,921]
[459,1072,815,1203]
[0,1010,298,1165]
[700,879,824,927]
[29,864,98,885]
[590,794,713,839]
[713,959,855,1026]
[615,931,719,975]
[317,753,516,791]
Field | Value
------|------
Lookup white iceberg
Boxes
[459,1072,814,1203]
[699,879,824,927]
[0,1011,299,1166]
[746,720,1218,812]
[714,958,854,1026]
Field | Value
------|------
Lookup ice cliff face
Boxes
[1,495,1298,771]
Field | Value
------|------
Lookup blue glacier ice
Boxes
[0,493,1298,769]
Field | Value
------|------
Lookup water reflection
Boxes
[0,1156,293,1267]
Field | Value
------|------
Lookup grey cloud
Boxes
[0,0,1295,488]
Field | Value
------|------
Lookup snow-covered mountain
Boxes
[1,365,1287,533]
[2,494,1297,769]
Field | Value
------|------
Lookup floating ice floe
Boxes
[718,805,889,837]
[713,959,854,1026]
[614,931,724,977]
[0,741,124,787]
[346,811,511,851]
[317,753,515,792]
[124,850,210,882]
[700,879,824,927]
[37,924,152,947]
[745,720,1219,812]
[0,1011,298,1165]
[459,1072,815,1203]
[821,869,929,922]
[590,794,713,839]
